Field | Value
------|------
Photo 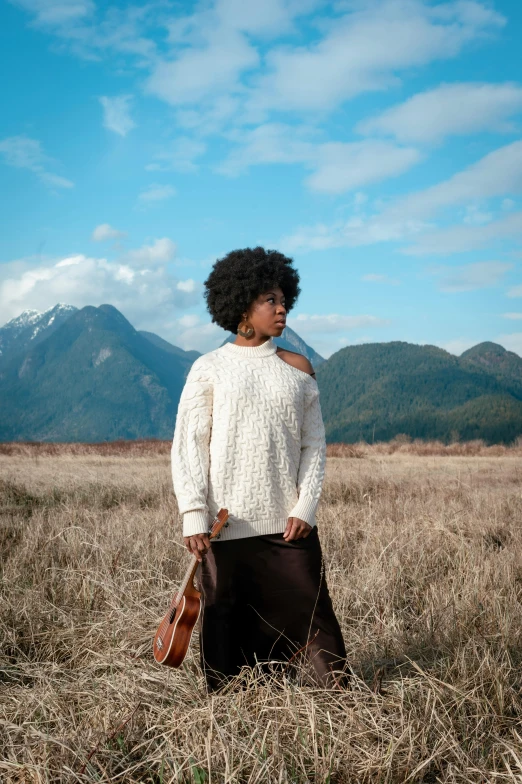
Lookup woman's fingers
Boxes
[284,517,312,541]
[198,534,211,551]
[298,521,312,539]
[283,517,297,540]
[183,534,211,562]
[283,517,293,538]
[191,537,204,561]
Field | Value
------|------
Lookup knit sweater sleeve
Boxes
[287,377,327,526]
[171,358,213,538]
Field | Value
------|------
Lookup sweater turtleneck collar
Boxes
[221,336,277,358]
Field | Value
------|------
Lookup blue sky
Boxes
[1,0,522,360]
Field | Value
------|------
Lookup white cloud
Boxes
[177,314,200,328]
[146,29,259,107]
[138,184,177,202]
[441,337,478,355]
[10,2,158,62]
[507,281,522,298]
[403,210,522,255]
[0,135,73,188]
[279,141,522,253]
[362,273,400,285]
[162,312,228,354]
[306,141,421,194]
[176,279,196,292]
[462,204,493,225]
[494,333,522,357]
[165,0,308,47]
[426,261,513,292]
[146,137,207,173]
[10,0,94,26]
[356,82,522,144]
[247,0,505,116]
[291,313,391,333]
[99,95,136,136]
[217,123,317,175]
[124,238,177,266]
[91,223,126,242]
[217,123,421,193]
[389,140,522,222]
[279,213,431,253]
[174,95,242,136]
[353,191,368,208]
[145,0,319,130]
[0,240,202,341]
[503,312,522,319]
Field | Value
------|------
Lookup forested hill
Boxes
[316,341,522,444]
[461,342,522,398]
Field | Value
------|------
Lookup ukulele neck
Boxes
[174,557,199,606]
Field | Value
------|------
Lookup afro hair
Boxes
[203,246,301,334]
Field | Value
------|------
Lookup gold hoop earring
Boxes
[237,317,254,337]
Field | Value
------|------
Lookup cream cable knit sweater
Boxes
[170,336,327,541]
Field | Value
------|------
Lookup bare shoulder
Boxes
[276,347,315,376]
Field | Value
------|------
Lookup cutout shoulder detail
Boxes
[276,346,301,357]
[275,347,315,377]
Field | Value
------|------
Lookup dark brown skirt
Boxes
[197,527,349,691]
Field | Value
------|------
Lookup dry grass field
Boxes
[2,440,522,783]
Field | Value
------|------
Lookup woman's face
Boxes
[245,286,287,336]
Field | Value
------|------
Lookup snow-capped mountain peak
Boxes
[37,304,77,331]
[3,309,42,329]
[2,303,77,330]
[0,303,78,361]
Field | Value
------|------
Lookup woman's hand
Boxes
[184,533,211,562]
[283,516,312,541]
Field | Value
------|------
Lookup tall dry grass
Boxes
[1,443,522,782]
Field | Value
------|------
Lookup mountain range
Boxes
[1,303,521,444]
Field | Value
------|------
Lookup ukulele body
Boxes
[153,582,201,666]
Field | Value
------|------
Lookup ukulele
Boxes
[153,508,229,667]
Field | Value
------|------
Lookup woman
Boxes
[171,246,349,691]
